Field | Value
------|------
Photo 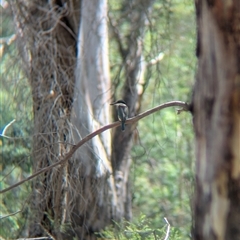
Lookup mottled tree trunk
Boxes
[193,1,240,239]
[110,0,155,221]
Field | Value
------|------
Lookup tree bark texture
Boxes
[69,0,116,239]
[11,0,80,238]
[193,1,240,239]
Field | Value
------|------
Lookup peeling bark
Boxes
[193,0,240,239]
[69,0,116,238]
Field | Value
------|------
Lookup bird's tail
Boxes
[121,121,125,131]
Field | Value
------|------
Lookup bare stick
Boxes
[0,101,189,194]
[163,217,171,240]
[0,119,16,136]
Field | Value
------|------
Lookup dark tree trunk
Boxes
[11,0,80,238]
[193,1,240,239]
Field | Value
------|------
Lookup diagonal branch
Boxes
[0,101,190,194]
[108,14,127,59]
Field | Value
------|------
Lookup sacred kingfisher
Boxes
[110,100,128,131]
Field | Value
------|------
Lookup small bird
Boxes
[110,100,128,131]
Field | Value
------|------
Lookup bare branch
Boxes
[0,101,190,194]
[0,210,21,220]
[0,34,16,45]
[0,119,16,136]
[16,237,51,240]
[108,14,127,59]
[163,217,171,240]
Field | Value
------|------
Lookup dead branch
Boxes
[0,101,189,194]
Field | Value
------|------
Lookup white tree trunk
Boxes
[69,0,117,238]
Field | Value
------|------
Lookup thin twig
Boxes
[0,194,30,219]
[0,119,16,136]
[153,230,157,240]
[108,14,126,59]
[163,217,171,240]
[16,237,51,240]
[0,210,21,220]
[0,101,189,194]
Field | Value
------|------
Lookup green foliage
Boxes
[0,4,32,239]
[98,214,182,240]
[0,32,33,171]
[131,109,194,238]
[0,165,30,238]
